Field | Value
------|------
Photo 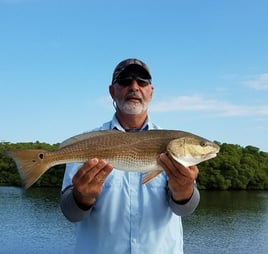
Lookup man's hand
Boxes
[157,153,199,203]
[72,158,113,207]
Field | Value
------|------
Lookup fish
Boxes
[5,129,220,189]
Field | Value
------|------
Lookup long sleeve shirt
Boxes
[60,115,200,254]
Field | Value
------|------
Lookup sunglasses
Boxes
[115,77,151,87]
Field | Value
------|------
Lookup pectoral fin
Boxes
[142,170,163,184]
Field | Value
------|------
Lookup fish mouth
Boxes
[203,152,217,160]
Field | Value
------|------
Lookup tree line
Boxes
[0,141,268,190]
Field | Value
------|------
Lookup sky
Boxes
[1,0,268,152]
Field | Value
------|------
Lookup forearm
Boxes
[168,183,200,216]
[60,185,93,222]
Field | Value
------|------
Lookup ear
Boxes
[150,85,154,98]
[109,84,115,99]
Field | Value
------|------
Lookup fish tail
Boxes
[5,149,51,189]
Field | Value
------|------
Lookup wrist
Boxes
[171,187,194,204]
[72,188,96,210]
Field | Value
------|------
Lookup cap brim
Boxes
[117,64,151,80]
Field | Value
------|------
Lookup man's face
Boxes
[110,78,154,115]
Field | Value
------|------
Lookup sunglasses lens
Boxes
[117,78,133,87]
[136,79,149,87]
[116,78,150,87]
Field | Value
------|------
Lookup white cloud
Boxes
[150,95,268,117]
[150,96,215,112]
[245,73,268,90]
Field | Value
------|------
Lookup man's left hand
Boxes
[157,153,199,203]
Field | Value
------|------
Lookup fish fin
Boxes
[59,130,120,149]
[5,149,51,189]
[142,170,162,184]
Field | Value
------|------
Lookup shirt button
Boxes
[132,238,137,244]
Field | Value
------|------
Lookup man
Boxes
[60,58,200,254]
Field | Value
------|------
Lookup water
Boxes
[0,187,75,254]
[1,187,268,254]
[183,191,268,254]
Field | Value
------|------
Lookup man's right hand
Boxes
[72,158,113,208]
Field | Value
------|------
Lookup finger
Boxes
[158,153,183,178]
[88,159,110,175]
[73,159,110,186]
[93,163,113,184]
[74,158,100,179]
[158,153,172,170]
[165,153,197,178]
[82,159,111,183]
[188,165,199,179]
[157,153,172,177]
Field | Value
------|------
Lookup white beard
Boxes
[115,100,149,115]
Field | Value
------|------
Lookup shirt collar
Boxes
[110,114,151,132]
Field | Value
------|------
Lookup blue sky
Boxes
[1,0,268,152]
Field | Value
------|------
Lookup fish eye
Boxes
[200,141,207,147]
[39,153,44,160]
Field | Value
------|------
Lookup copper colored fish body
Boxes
[5,130,220,189]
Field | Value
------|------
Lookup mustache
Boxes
[125,92,143,102]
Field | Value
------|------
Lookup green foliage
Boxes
[1,140,268,190]
[198,142,268,190]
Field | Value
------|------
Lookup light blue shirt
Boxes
[61,115,200,254]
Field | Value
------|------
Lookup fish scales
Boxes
[53,134,163,170]
[56,131,171,166]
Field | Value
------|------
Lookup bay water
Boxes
[0,187,267,254]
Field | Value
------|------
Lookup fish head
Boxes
[166,136,220,167]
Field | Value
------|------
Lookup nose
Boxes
[128,80,140,91]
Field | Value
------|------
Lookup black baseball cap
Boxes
[112,58,152,84]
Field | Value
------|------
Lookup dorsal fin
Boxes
[59,130,120,149]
